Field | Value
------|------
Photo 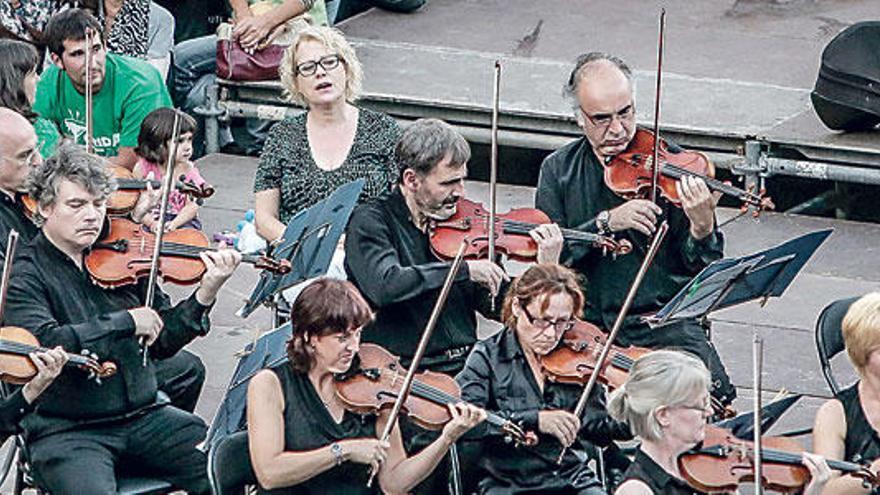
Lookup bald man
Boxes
[535,53,736,416]
[0,108,42,256]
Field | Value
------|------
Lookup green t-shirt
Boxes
[34,53,172,157]
[33,117,61,158]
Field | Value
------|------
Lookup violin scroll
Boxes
[499,420,539,447]
[77,349,118,383]
[594,235,632,257]
[249,255,292,275]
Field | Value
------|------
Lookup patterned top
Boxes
[254,107,400,224]
[99,0,150,59]
[0,0,57,42]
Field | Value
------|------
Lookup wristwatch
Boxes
[330,442,344,466]
[596,210,611,234]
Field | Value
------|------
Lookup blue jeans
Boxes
[327,0,426,24]
[171,34,270,157]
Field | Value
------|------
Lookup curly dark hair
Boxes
[43,8,103,58]
[286,278,374,373]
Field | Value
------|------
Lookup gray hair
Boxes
[27,143,115,224]
[396,118,470,182]
[607,350,710,442]
[563,52,634,114]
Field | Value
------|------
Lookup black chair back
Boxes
[208,430,255,495]
[815,296,859,395]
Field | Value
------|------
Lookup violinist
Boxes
[3,143,241,494]
[247,278,486,494]
[814,292,880,494]
[456,263,632,494]
[609,350,830,495]
[345,117,562,376]
[0,347,68,437]
[535,52,736,412]
[0,108,41,256]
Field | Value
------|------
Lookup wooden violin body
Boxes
[85,217,290,289]
[540,320,650,390]
[334,344,535,446]
[680,425,880,493]
[605,129,773,212]
[106,165,215,215]
[0,326,116,384]
[430,198,631,261]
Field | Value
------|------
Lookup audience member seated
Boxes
[0,39,62,157]
[814,292,880,494]
[327,0,424,25]
[0,0,58,43]
[34,8,171,170]
[246,277,485,494]
[5,143,241,493]
[254,25,399,245]
[171,0,328,158]
[134,107,207,232]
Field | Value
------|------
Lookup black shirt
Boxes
[257,363,377,495]
[0,192,38,259]
[5,231,212,441]
[456,328,632,491]
[535,137,724,344]
[621,448,707,494]
[838,382,880,464]
[344,187,500,372]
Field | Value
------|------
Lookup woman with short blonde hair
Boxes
[814,292,880,494]
[255,25,400,247]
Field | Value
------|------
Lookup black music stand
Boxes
[646,229,832,326]
[715,394,802,440]
[238,179,364,318]
[205,322,293,450]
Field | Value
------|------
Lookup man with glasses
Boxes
[535,53,736,416]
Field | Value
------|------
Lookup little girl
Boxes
[134,108,206,232]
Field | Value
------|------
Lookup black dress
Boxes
[258,363,379,495]
[838,382,880,465]
[620,448,707,495]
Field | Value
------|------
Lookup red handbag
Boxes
[216,39,286,81]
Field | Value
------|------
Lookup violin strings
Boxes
[0,341,90,366]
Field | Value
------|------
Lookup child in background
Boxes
[134,108,206,232]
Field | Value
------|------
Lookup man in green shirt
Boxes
[34,9,172,171]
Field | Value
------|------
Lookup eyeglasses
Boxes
[675,396,712,413]
[295,54,342,77]
[520,304,575,333]
[579,102,635,133]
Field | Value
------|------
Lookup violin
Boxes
[540,319,650,390]
[605,128,774,213]
[0,326,117,384]
[18,166,215,218]
[104,165,215,215]
[430,198,632,261]
[680,425,880,493]
[84,217,291,289]
[334,343,537,447]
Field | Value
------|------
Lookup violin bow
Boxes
[84,27,94,154]
[753,330,765,494]
[140,109,182,365]
[649,9,666,205]
[557,221,669,464]
[0,230,20,323]
[366,239,468,487]
[487,60,502,310]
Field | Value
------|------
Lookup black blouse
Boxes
[838,382,880,465]
[254,107,400,225]
[621,448,707,495]
[257,363,378,495]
